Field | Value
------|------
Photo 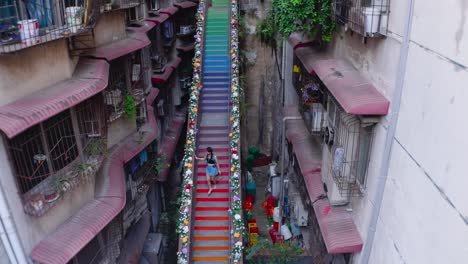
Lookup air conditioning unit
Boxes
[141,233,165,264]
[321,144,350,206]
[157,100,165,116]
[149,0,160,11]
[293,195,308,226]
[310,103,325,134]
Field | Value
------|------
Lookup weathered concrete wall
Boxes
[241,1,279,156]
[94,11,127,47]
[0,40,75,106]
[367,0,468,262]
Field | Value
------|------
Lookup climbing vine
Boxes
[256,0,336,44]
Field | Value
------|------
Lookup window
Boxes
[333,0,390,37]
[325,96,374,193]
[7,95,105,194]
[104,56,131,122]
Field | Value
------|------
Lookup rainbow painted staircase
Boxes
[192,0,232,262]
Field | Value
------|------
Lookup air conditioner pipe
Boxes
[360,0,415,263]
[278,116,302,235]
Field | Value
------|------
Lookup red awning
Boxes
[31,89,161,264]
[293,46,389,115]
[146,13,170,25]
[151,57,182,83]
[283,105,363,254]
[156,112,187,181]
[174,1,197,9]
[127,21,157,33]
[0,59,109,139]
[288,32,314,50]
[159,6,179,15]
[83,32,150,61]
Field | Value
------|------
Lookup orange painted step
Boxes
[194,226,229,230]
[197,180,229,185]
[193,246,229,251]
[194,236,229,241]
[197,189,229,193]
[195,207,228,211]
[193,256,230,261]
[196,197,229,202]
[195,216,229,221]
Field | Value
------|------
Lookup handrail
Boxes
[176,0,207,263]
[229,0,244,263]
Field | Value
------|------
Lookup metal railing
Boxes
[0,0,104,53]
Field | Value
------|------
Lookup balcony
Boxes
[0,0,103,53]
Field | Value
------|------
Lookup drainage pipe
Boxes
[359,0,415,263]
[278,116,302,235]
[0,181,28,264]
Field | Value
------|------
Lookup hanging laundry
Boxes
[139,149,148,166]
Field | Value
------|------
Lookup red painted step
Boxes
[194,226,229,231]
[195,216,229,221]
[198,171,229,176]
[198,148,229,152]
[195,207,228,211]
[197,180,229,185]
[196,197,229,202]
[197,189,229,193]
[198,164,229,168]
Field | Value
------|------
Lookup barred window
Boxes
[7,95,105,194]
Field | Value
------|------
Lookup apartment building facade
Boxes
[0,0,196,263]
[276,0,468,263]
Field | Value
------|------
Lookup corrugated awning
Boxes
[174,1,197,9]
[151,57,182,83]
[127,21,157,33]
[294,47,389,115]
[156,112,187,181]
[146,13,170,25]
[0,59,109,139]
[82,32,150,61]
[159,6,179,15]
[288,32,314,50]
[283,105,363,254]
[30,89,161,264]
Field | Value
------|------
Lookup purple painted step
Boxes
[202,90,229,95]
[202,102,229,107]
[199,126,229,130]
[201,96,230,100]
[201,109,229,113]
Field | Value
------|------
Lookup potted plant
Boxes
[73,161,93,181]
[85,138,105,159]
[123,95,136,118]
[27,193,44,213]
[65,6,83,34]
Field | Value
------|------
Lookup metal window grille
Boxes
[104,56,130,122]
[73,213,123,264]
[0,0,103,53]
[324,97,374,196]
[107,0,143,10]
[6,96,106,215]
[333,0,389,37]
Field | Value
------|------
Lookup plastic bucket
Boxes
[280,225,292,240]
[18,19,39,46]
[272,207,280,222]
[65,7,83,33]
